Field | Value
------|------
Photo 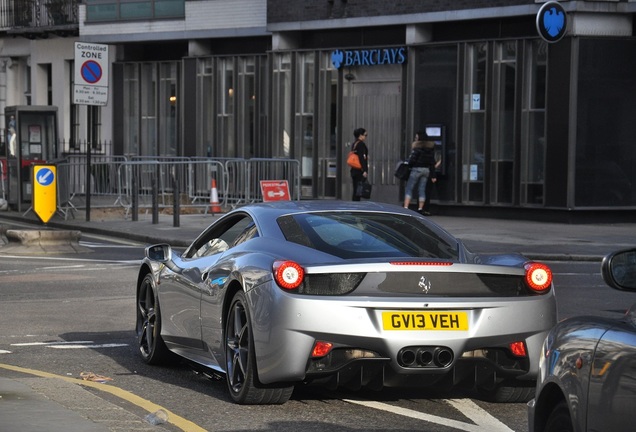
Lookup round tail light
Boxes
[524,262,553,292]
[273,260,304,290]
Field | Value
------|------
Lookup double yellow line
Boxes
[0,363,206,432]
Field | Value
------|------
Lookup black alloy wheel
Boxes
[225,290,293,405]
[136,273,172,364]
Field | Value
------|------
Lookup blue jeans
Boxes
[404,167,430,202]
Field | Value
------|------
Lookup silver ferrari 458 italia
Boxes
[135,200,556,405]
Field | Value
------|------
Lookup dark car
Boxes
[528,248,636,432]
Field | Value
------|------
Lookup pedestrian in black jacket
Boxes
[350,128,368,201]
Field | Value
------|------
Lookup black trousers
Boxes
[351,170,365,201]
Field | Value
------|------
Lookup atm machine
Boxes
[424,124,446,176]
[4,106,58,211]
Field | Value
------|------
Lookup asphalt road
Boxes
[1,228,634,431]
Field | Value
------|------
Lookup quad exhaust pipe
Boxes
[397,346,454,368]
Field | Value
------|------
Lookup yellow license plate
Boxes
[382,311,468,331]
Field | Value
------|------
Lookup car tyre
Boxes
[544,401,573,432]
[477,380,535,403]
[225,290,293,405]
[136,273,173,365]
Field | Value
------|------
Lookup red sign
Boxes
[260,180,290,202]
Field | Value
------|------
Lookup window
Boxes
[520,40,547,205]
[490,41,517,205]
[462,42,488,203]
[295,52,316,197]
[185,214,255,259]
[197,58,214,157]
[85,0,185,22]
[271,53,292,158]
[217,58,235,157]
[122,61,179,156]
[278,212,459,260]
[123,63,140,155]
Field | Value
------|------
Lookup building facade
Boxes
[2,0,635,219]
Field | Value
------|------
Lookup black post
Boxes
[152,174,159,224]
[172,175,180,227]
[132,165,138,221]
[85,106,93,222]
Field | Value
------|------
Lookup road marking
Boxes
[0,350,10,354]
[49,343,128,349]
[345,398,514,432]
[10,340,128,349]
[0,254,141,264]
[12,341,94,346]
[0,363,206,432]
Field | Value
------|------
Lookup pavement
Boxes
[1,204,636,431]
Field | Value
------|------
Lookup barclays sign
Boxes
[536,1,567,43]
[331,47,407,69]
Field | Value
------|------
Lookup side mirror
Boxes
[601,248,636,291]
[146,244,172,262]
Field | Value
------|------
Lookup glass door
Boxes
[461,42,488,203]
[520,40,547,205]
[490,41,517,204]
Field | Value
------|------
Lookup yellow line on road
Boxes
[0,363,207,432]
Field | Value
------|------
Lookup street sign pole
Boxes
[86,106,93,221]
[74,42,109,221]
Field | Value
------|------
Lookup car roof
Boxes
[235,200,413,219]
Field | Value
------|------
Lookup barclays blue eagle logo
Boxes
[543,7,565,38]
[331,50,344,69]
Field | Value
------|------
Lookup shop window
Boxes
[140,63,158,156]
[216,58,236,157]
[196,55,264,159]
[575,38,636,207]
[316,52,338,199]
[412,45,459,204]
[271,53,292,158]
[295,52,316,197]
[520,40,547,206]
[121,61,178,157]
[158,62,178,156]
[462,42,488,203]
[237,57,257,158]
[490,41,517,205]
[123,63,140,155]
[197,58,214,157]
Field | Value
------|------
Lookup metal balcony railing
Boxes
[1,0,78,33]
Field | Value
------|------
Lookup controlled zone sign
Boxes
[33,165,57,224]
[74,42,109,106]
[260,180,290,202]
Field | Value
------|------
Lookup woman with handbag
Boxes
[403,132,437,213]
[348,127,368,201]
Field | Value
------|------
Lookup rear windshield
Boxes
[277,212,459,260]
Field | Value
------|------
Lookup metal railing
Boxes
[225,158,301,207]
[2,0,79,29]
[54,156,301,219]
[0,159,5,202]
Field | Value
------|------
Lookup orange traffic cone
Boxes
[209,178,222,213]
